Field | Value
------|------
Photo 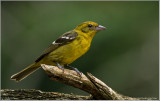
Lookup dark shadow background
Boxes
[1,1,159,98]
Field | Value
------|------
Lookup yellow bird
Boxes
[11,21,106,82]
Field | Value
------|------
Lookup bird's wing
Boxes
[35,30,78,62]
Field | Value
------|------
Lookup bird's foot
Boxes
[54,62,64,73]
[65,64,82,78]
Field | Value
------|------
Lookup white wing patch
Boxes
[52,41,56,44]
[52,41,61,44]
[61,36,70,39]
[51,31,78,45]
[52,36,71,44]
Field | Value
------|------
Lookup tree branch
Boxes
[1,64,157,100]
[40,64,156,100]
[41,64,105,99]
[1,89,91,100]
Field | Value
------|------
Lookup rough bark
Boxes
[1,89,91,100]
[1,64,157,100]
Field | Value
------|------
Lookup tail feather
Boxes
[11,63,40,82]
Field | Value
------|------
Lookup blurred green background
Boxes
[1,1,159,98]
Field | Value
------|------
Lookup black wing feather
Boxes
[35,30,78,62]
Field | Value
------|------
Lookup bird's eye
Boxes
[88,24,93,27]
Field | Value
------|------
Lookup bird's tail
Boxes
[11,63,40,82]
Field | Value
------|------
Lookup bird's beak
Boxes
[95,25,106,31]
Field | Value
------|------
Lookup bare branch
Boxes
[41,64,105,99]
[1,89,91,100]
[87,73,135,100]
[2,64,156,100]
[41,64,156,100]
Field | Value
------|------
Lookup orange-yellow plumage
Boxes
[11,21,106,81]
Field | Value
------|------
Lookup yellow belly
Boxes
[40,36,91,65]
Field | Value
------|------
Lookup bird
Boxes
[11,21,106,82]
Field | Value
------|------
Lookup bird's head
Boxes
[75,21,106,37]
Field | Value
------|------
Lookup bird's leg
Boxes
[64,64,82,78]
[54,61,64,72]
